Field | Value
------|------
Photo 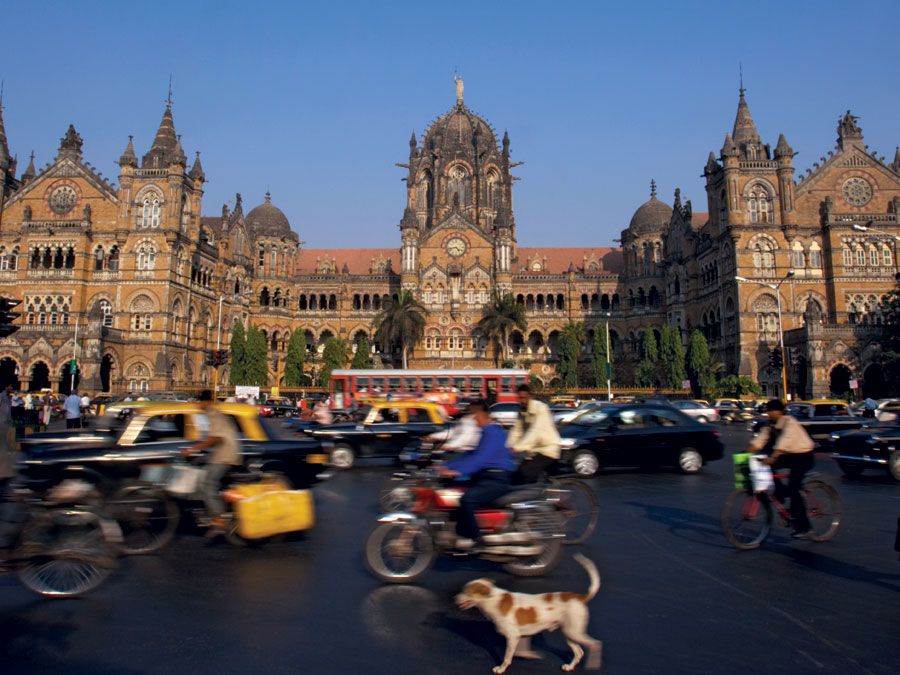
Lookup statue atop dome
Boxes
[454,73,464,106]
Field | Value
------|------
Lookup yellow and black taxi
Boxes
[296,399,449,469]
[18,401,332,490]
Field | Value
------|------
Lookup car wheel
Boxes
[837,460,865,478]
[678,447,703,474]
[696,415,708,424]
[571,450,599,477]
[331,445,355,470]
[889,451,900,482]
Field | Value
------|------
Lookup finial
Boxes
[0,80,4,112]
[650,179,657,198]
[739,62,744,95]
[166,74,174,107]
[265,189,271,203]
[454,71,464,105]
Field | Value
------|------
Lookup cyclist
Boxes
[747,398,815,539]
[508,384,561,483]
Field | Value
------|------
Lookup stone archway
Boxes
[0,357,20,390]
[60,362,81,396]
[862,363,887,399]
[829,364,852,399]
[29,362,51,391]
[100,354,115,393]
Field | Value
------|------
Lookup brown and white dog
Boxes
[456,553,602,673]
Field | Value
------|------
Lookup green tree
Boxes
[320,337,351,386]
[591,325,612,389]
[710,375,763,399]
[557,322,586,388]
[685,329,713,398]
[283,330,307,387]
[374,290,428,369]
[659,325,687,390]
[351,333,374,369]
[477,292,527,366]
[227,321,246,386]
[876,281,900,396]
[243,324,269,387]
[634,328,659,388]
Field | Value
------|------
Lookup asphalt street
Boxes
[2,426,899,675]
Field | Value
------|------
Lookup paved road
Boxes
[2,427,899,674]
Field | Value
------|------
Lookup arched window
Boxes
[808,245,822,268]
[751,237,776,273]
[0,246,16,271]
[129,295,155,332]
[486,171,500,209]
[136,243,157,271]
[752,294,779,342]
[748,186,773,223]
[855,247,866,266]
[883,246,893,267]
[842,247,853,267]
[868,246,879,267]
[141,196,161,228]
[447,165,467,207]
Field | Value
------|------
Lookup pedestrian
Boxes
[41,396,51,427]
[0,385,15,490]
[183,390,242,538]
[64,389,83,429]
[312,400,333,425]
[747,398,816,539]
[508,384,561,483]
[10,391,23,423]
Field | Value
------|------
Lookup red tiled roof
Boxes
[690,212,709,230]
[515,247,623,274]
[296,248,400,274]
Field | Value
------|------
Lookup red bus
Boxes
[328,369,529,409]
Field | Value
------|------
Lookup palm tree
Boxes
[478,292,527,366]
[374,290,428,369]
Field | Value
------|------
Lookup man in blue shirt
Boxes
[439,399,513,548]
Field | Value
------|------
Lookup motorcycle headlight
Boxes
[559,438,578,449]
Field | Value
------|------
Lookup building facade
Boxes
[0,82,897,397]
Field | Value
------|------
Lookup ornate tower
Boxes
[0,92,19,226]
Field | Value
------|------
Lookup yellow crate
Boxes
[236,489,315,539]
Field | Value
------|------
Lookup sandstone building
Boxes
[0,82,897,398]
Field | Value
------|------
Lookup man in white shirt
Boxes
[64,390,83,429]
[508,384,561,483]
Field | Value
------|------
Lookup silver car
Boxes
[554,400,610,425]
[489,402,521,428]
[670,400,719,423]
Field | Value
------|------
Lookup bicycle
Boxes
[721,462,842,550]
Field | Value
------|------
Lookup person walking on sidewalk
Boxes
[64,390,83,429]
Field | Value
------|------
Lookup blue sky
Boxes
[2,0,898,247]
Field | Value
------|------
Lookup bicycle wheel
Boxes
[108,483,179,555]
[802,480,842,542]
[550,477,599,545]
[721,489,772,550]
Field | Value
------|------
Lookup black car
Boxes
[750,402,863,445]
[18,402,332,492]
[558,404,724,476]
[829,422,900,481]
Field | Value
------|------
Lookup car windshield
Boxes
[570,410,610,426]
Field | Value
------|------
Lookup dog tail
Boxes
[574,553,600,602]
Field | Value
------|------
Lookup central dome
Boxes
[245,192,293,238]
[422,102,499,153]
[628,182,672,234]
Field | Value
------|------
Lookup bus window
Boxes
[470,376,483,394]
[370,377,385,393]
[334,378,346,394]
[403,377,417,392]
[454,377,467,393]
[436,376,449,390]
[421,377,434,392]
[389,377,401,392]
[357,376,369,392]
[502,376,513,392]
[515,376,527,388]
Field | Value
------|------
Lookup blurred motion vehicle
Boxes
[829,422,900,480]
[549,395,580,408]
[553,400,612,425]
[0,478,120,597]
[557,404,724,476]
[17,402,331,553]
[489,402,521,428]
[670,400,720,424]
[713,399,755,424]
[751,400,863,445]
[876,399,900,422]
[302,400,449,469]
[258,396,300,418]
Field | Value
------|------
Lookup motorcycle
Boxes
[365,468,565,583]
[0,478,121,598]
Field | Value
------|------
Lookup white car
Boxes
[554,400,610,425]
[489,402,521,428]
[670,400,720,423]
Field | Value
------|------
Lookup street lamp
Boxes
[852,222,900,242]
[604,311,612,401]
[735,269,795,399]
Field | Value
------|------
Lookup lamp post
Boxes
[604,311,612,401]
[852,222,900,242]
[736,269,795,399]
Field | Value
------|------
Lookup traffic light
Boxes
[0,297,21,338]
[204,350,216,367]
[770,347,783,370]
[215,349,229,366]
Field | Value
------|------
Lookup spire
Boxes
[705,151,719,174]
[233,192,243,216]
[142,98,179,168]
[56,124,84,161]
[774,133,794,159]
[650,179,657,199]
[409,131,416,148]
[118,135,138,167]
[892,147,900,174]
[731,86,761,147]
[20,150,36,182]
[0,84,11,167]
[189,151,205,181]
[721,132,738,158]
[173,134,187,166]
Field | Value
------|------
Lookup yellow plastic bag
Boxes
[235,489,315,539]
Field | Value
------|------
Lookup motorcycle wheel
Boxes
[15,510,117,598]
[365,522,435,584]
[378,479,415,513]
[108,482,179,555]
[502,510,564,577]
